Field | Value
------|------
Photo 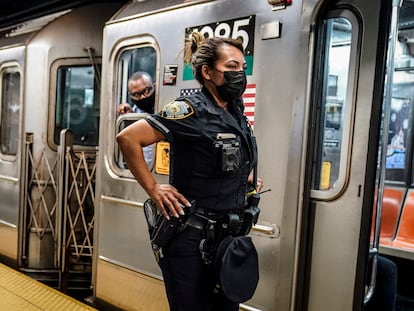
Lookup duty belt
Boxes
[185,214,205,230]
[185,208,239,231]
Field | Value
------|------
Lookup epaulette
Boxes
[161,100,195,120]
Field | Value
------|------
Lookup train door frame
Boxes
[48,57,103,150]
[0,60,24,265]
[93,32,167,308]
[107,35,159,177]
[296,0,393,310]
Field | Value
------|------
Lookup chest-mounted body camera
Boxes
[214,133,242,174]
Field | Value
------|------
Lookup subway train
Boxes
[0,0,413,310]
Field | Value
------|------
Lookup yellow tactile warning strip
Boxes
[0,263,98,310]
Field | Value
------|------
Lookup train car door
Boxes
[297,0,391,310]
[0,57,23,264]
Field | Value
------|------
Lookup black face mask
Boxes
[131,91,155,113]
[215,70,247,102]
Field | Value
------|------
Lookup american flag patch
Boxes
[180,88,200,97]
[243,83,256,127]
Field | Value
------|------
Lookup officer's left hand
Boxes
[248,175,264,193]
[256,178,264,192]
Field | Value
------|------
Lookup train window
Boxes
[116,46,156,110]
[311,10,359,197]
[1,68,20,156]
[54,65,100,146]
[384,97,413,183]
[115,46,157,170]
[383,35,414,184]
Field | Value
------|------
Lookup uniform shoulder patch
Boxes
[161,100,195,120]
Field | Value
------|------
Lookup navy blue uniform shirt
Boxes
[146,87,257,212]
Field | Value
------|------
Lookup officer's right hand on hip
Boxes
[149,183,191,220]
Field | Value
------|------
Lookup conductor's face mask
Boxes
[212,69,247,102]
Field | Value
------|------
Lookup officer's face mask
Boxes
[213,69,247,102]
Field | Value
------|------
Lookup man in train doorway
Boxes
[118,71,155,114]
[117,71,155,167]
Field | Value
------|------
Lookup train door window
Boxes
[385,33,414,184]
[0,67,20,157]
[115,46,157,170]
[310,10,359,198]
[385,97,413,183]
[54,64,100,146]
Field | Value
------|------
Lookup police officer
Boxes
[117,32,262,311]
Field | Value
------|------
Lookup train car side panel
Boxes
[0,46,25,263]
[96,0,313,310]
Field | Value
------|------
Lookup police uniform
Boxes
[145,87,257,311]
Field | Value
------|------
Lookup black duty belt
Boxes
[185,207,236,230]
[195,207,243,219]
[185,214,205,230]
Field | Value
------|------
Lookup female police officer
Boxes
[117,32,262,311]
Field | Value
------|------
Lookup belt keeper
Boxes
[199,219,216,265]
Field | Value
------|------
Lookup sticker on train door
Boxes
[183,15,255,80]
[155,141,170,175]
[320,161,331,190]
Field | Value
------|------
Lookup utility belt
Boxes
[186,205,259,235]
[191,192,261,265]
[143,192,260,264]
[189,193,262,303]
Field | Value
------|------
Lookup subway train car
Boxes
[1,0,414,310]
[0,1,122,295]
[93,0,407,310]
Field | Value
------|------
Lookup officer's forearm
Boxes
[117,132,156,194]
[124,144,156,193]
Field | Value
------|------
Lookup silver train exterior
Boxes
[95,0,389,310]
[0,0,405,310]
[0,0,122,292]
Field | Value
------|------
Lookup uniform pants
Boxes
[158,226,239,311]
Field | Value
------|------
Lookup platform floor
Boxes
[0,263,97,310]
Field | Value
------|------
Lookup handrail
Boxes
[57,129,73,271]
[364,0,402,304]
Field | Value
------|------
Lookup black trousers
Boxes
[158,226,239,311]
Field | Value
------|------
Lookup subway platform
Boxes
[0,262,97,310]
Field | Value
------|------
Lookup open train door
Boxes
[296,0,392,310]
